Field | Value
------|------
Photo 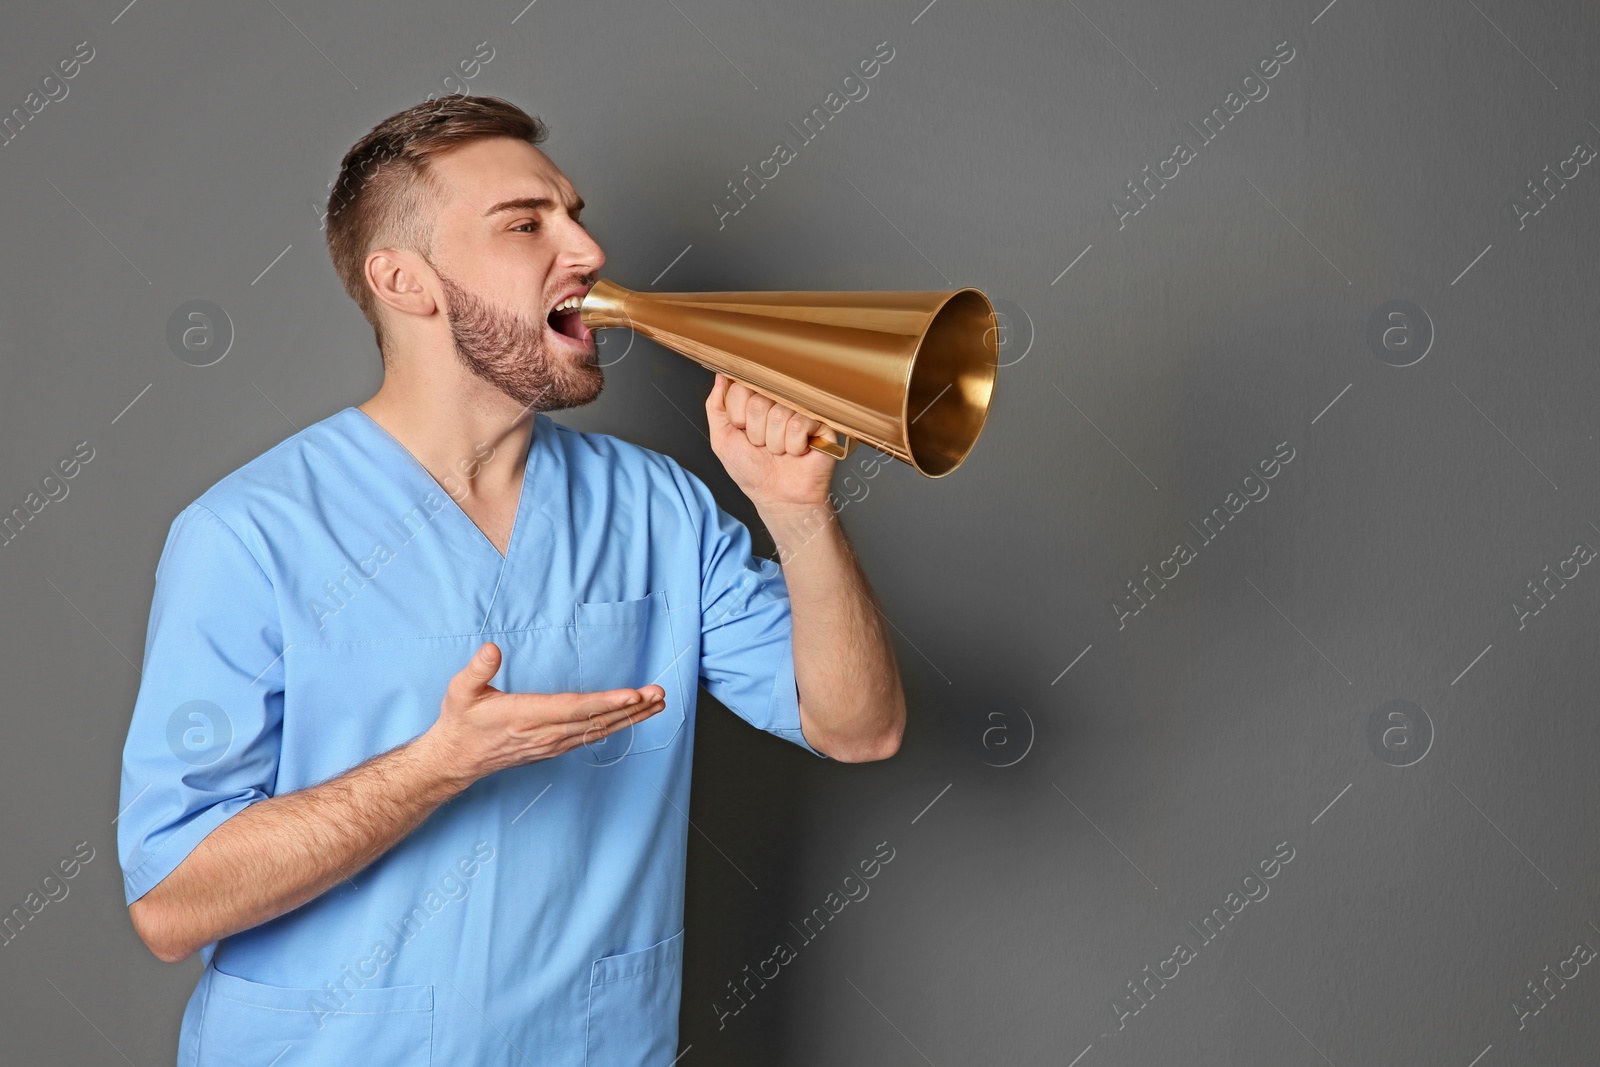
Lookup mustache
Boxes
[546,272,598,306]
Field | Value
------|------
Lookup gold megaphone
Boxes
[579,279,999,478]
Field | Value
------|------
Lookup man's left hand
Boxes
[706,373,837,510]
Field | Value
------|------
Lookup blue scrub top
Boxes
[117,406,826,1067]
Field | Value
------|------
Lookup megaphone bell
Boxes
[579,279,999,478]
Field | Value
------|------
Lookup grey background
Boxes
[2,0,1597,1064]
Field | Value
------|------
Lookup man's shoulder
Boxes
[179,406,358,541]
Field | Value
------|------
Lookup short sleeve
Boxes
[117,503,287,908]
[669,462,827,759]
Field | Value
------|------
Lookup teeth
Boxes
[552,294,583,313]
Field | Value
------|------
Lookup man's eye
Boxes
[513,221,539,233]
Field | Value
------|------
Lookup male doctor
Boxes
[117,95,904,1066]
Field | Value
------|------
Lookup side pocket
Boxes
[585,928,685,1066]
[574,591,686,764]
[195,965,433,1066]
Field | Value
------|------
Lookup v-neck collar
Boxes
[344,406,540,565]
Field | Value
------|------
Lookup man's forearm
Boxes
[757,501,906,761]
[130,732,470,963]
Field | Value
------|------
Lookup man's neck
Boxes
[358,360,535,506]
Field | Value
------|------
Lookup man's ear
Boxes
[365,248,438,323]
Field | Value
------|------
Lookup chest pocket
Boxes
[573,591,687,765]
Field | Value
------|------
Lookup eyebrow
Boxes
[483,195,584,217]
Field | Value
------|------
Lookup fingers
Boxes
[578,691,664,722]
[776,406,821,456]
[722,382,817,455]
[444,674,673,774]
[722,377,753,433]
[720,378,774,439]
[573,695,668,748]
[758,400,819,455]
[561,685,664,723]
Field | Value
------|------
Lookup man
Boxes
[117,95,905,1065]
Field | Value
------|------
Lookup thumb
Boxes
[452,642,501,696]
[705,372,731,431]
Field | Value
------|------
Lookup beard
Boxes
[433,266,604,414]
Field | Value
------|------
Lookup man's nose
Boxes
[560,219,605,278]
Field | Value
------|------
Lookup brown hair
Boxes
[324,95,549,356]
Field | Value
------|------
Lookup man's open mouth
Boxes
[546,292,592,345]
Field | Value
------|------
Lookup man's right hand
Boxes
[128,640,663,963]
[421,641,668,784]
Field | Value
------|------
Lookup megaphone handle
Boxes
[808,431,855,460]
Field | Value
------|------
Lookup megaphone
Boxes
[579,279,999,478]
